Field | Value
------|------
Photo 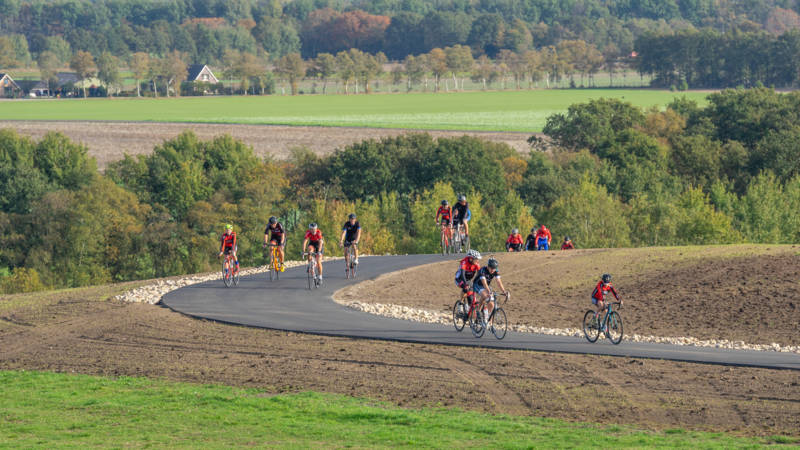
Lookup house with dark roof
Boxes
[0,73,21,97]
[187,64,218,84]
[31,72,80,97]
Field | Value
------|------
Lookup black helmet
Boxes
[457,194,466,202]
[602,273,612,283]
[441,200,449,206]
[487,258,499,269]
[309,222,318,229]
[564,236,570,241]
[531,227,536,232]
[348,213,356,220]
[269,216,277,224]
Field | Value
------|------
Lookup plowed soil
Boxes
[340,246,800,346]
[0,121,532,167]
[1,277,798,437]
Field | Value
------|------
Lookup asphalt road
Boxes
[161,254,800,370]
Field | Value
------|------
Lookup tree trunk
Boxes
[136,79,140,97]
[322,79,327,94]
[482,78,486,90]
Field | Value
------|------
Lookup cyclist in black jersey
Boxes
[472,258,510,327]
[452,194,471,238]
[339,213,361,266]
[263,216,286,271]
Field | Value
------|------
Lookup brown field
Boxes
[0,120,533,167]
[339,245,800,346]
[1,265,799,437]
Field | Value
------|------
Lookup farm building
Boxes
[187,64,218,83]
[0,73,21,97]
[30,72,79,97]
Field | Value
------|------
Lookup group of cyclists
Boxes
[436,194,471,245]
[506,225,574,252]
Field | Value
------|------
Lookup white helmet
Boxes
[467,249,481,260]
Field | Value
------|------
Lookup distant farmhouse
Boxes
[31,72,79,97]
[0,73,21,97]
[187,64,218,84]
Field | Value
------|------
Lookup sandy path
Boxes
[0,120,534,167]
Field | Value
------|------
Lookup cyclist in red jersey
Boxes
[506,228,524,252]
[535,224,552,250]
[561,236,575,250]
[436,200,453,244]
[454,249,482,318]
[218,223,239,272]
[592,273,622,323]
[302,223,325,282]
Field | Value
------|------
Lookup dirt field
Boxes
[0,121,533,167]
[1,279,798,437]
[339,246,800,346]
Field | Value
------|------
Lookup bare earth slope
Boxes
[0,275,798,436]
[0,121,532,167]
[339,246,800,346]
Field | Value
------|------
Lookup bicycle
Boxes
[467,290,509,339]
[453,222,469,253]
[343,242,358,279]
[303,251,322,290]
[582,301,623,345]
[438,223,452,255]
[452,290,479,332]
[265,243,282,282]
[220,252,239,287]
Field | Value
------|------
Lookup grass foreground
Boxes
[0,370,791,448]
[0,89,707,132]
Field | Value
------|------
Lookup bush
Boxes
[1,267,45,294]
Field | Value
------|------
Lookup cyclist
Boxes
[218,223,239,273]
[561,236,575,250]
[524,227,538,251]
[436,200,453,244]
[302,223,324,282]
[535,224,552,250]
[263,216,286,271]
[452,194,471,239]
[505,228,523,252]
[473,258,510,328]
[455,249,482,314]
[592,273,622,327]
[340,213,361,266]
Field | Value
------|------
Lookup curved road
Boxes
[162,255,800,370]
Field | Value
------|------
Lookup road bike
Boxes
[343,242,358,279]
[303,251,322,290]
[466,289,509,339]
[221,252,239,287]
[439,223,452,255]
[582,301,623,344]
[265,243,282,282]
[452,290,479,332]
[453,222,470,253]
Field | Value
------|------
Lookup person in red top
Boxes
[218,223,239,272]
[535,224,552,250]
[302,223,325,282]
[505,228,523,252]
[592,273,622,324]
[561,236,575,250]
[436,199,453,245]
[454,249,482,317]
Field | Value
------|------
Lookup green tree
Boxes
[36,51,59,96]
[274,52,305,95]
[129,52,150,97]
[96,51,121,95]
[69,50,96,98]
[312,52,336,94]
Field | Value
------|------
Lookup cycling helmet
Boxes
[309,222,318,229]
[531,227,537,232]
[268,216,277,225]
[467,249,481,260]
[441,200,449,206]
[225,223,233,230]
[512,228,519,234]
[348,213,356,220]
[564,236,570,241]
[602,273,612,283]
[487,258,499,269]
[457,194,466,202]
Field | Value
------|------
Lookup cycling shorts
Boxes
[308,241,323,253]
[453,216,465,226]
[343,240,357,247]
[473,282,487,295]
[223,245,237,255]
[269,234,284,246]
[455,279,471,291]
[592,296,604,306]
[507,243,522,251]
[440,218,451,226]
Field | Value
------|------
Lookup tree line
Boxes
[2,87,800,294]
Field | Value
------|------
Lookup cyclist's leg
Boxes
[316,247,323,277]
[463,219,469,236]
[353,242,358,262]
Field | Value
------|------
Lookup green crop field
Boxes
[1,370,788,448]
[0,89,707,132]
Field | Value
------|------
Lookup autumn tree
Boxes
[427,48,447,91]
[69,50,96,98]
[129,52,150,97]
[445,44,473,90]
[275,52,306,95]
[312,52,336,94]
[403,54,426,92]
[163,51,188,97]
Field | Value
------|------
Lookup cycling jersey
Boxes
[561,241,574,250]
[592,281,619,303]
[473,266,500,291]
[305,229,323,243]
[525,234,537,251]
[342,221,360,242]
[452,202,470,224]
[506,234,523,245]
[436,205,452,221]
[265,223,284,238]
[455,257,480,284]
[220,232,237,249]
[536,226,552,242]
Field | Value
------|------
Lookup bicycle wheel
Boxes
[452,300,467,332]
[268,254,274,282]
[351,260,357,278]
[222,260,232,287]
[464,234,470,252]
[582,310,600,343]
[470,309,486,338]
[606,311,623,345]
[490,308,507,340]
[232,260,240,286]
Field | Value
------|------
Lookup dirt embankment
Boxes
[0,121,534,168]
[341,246,800,347]
[0,279,798,437]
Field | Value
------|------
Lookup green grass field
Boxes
[0,370,791,448]
[0,89,707,132]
